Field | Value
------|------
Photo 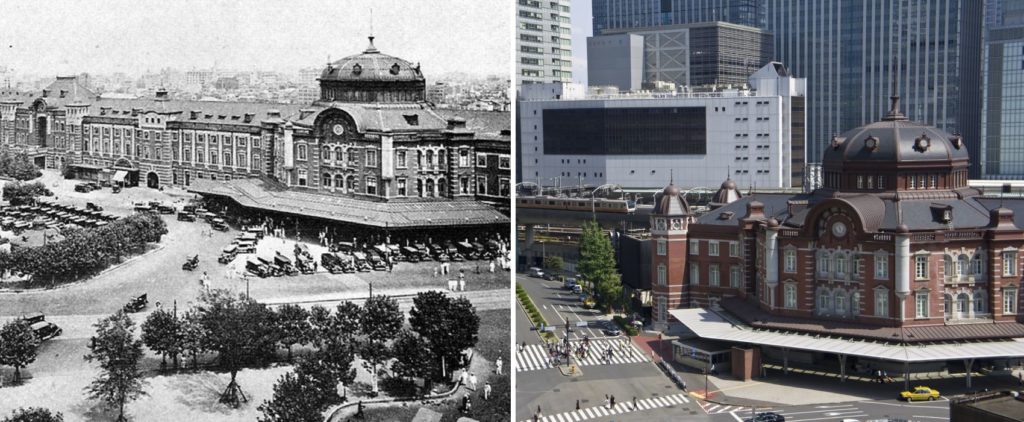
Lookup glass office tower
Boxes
[983,0,1024,178]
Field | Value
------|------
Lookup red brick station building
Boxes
[653,97,1024,388]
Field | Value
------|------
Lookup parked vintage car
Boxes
[123,294,148,313]
[86,202,103,212]
[429,243,449,262]
[236,240,257,254]
[218,244,238,264]
[446,243,464,261]
[246,258,271,278]
[366,249,388,271]
[274,252,299,276]
[401,246,423,262]
[351,252,371,272]
[294,243,313,261]
[295,255,317,274]
[20,312,45,325]
[177,212,196,222]
[157,204,176,214]
[211,218,230,231]
[30,321,62,341]
[456,241,479,260]
[256,256,283,277]
[111,185,122,194]
[182,254,199,271]
[331,241,356,253]
[74,183,94,193]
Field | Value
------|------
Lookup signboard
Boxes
[542,326,557,332]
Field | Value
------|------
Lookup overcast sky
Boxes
[571,0,593,86]
[0,0,510,78]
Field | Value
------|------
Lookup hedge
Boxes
[613,315,640,336]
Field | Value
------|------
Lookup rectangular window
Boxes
[689,263,699,285]
[1005,289,1018,314]
[366,150,377,167]
[709,241,719,257]
[784,285,797,308]
[875,290,889,317]
[397,179,407,196]
[784,249,796,273]
[657,239,666,256]
[853,256,862,277]
[366,177,377,195]
[657,265,666,286]
[709,264,720,287]
[730,265,741,288]
[396,150,407,169]
[915,293,928,318]
[477,153,487,167]
[499,156,510,169]
[1004,252,1017,276]
[297,169,307,186]
[689,239,699,255]
[875,254,889,279]
[729,242,739,257]
[915,255,929,279]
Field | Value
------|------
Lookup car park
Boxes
[900,386,940,401]
[211,218,229,231]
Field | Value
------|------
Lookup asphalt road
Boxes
[516,274,609,340]
[706,399,950,422]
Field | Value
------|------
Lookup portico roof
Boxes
[669,307,1024,363]
[187,177,508,229]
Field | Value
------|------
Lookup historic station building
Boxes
[0,37,510,231]
[654,96,1024,386]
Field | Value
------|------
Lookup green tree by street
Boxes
[332,301,362,344]
[408,291,480,383]
[577,220,623,312]
[359,294,403,395]
[275,303,311,361]
[0,320,39,384]
[178,309,207,370]
[256,370,324,422]
[141,308,181,369]
[543,255,564,277]
[0,151,42,181]
[2,407,63,422]
[84,311,147,422]
[390,329,433,389]
[197,289,278,407]
[307,304,335,348]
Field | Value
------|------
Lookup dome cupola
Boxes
[318,36,427,103]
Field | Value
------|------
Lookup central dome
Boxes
[318,37,427,103]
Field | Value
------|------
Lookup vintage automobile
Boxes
[386,244,402,261]
[429,243,449,262]
[236,232,259,244]
[20,312,45,325]
[86,202,103,212]
[446,243,464,262]
[294,243,313,261]
[456,241,479,260]
[218,244,238,264]
[274,252,299,276]
[331,241,356,253]
[295,255,317,274]
[400,246,423,262]
[177,211,197,222]
[132,202,153,212]
[243,227,265,239]
[211,218,230,232]
[246,258,271,278]
[256,256,283,277]
[366,249,388,271]
[900,386,941,402]
[321,252,343,273]
[182,254,199,271]
[123,294,148,313]
[236,240,257,254]
[30,321,63,341]
[157,204,176,214]
[485,240,502,259]
[352,251,371,272]
[111,185,122,194]
[182,205,198,215]
[73,183,94,193]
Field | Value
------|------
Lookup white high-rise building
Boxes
[517,0,573,85]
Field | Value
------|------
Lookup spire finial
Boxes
[882,55,907,121]
[670,169,674,185]
[364,8,379,53]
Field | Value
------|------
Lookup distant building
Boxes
[587,33,643,91]
[950,391,1024,422]
[517,0,572,85]
[592,0,766,33]
[982,0,1024,179]
[426,82,446,104]
[518,62,806,190]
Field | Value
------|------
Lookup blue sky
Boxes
[571,0,593,86]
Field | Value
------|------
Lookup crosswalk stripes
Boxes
[513,338,649,372]
[519,393,691,422]
[697,400,758,415]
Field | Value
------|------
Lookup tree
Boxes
[306,304,334,348]
[178,309,207,370]
[2,407,63,422]
[256,370,324,422]
[408,291,480,383]
[390,329,432,388]
[275,304,310,361]
[543,255,564,276]
[84,311,147,422]
[3,181,51,206]
[0,320,40,383]
[576,220,623,312]
[5,153,41,181]
[332,301,362,344]
[198,289,278,407]
[141,308,181,369]
[359,295,403,395]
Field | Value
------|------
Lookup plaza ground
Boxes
[0,170,511,421]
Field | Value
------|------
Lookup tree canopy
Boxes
[2,407,63,422]
[0,320,40,383]
[576,220,623,312]
[408,291,480,381]
[84,311,146,422]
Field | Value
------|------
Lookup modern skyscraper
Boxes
[592,1,982,173]
[982,0,1024,178]
[517,0,574,85]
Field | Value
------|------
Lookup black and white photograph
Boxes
[0,1,512,421]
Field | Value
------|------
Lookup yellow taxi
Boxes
[900,386,940,401]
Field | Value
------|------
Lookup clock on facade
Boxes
[332,124,345,136]
[831,221,848,237]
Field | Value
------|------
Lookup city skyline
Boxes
[0,0,510,78]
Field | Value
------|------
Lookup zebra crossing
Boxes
[514,339,650,372]
[698,401,758,415]
[519,393,691,422]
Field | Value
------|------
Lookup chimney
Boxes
[190,110,200,120]
[131,108,142,117]
[59,90,67,98]
[299,109,315,120]
[744,200,765,220]
[99,107,110,116]
[267,109,281,119]
[243,113,255,123]
[42,89,50,97]
[155,89,168,100]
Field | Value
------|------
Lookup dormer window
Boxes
[390,63,401,75]
[950,134,963,149]
[913,134,931,152]
[352,64,362,75]
[402,114,419,126]
[864,135,879,151]
[831,135,845,150]
[943,210,952,223]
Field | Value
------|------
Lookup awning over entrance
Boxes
[669,308,1024,363]
[71,164,104,171]
[112,171,128,182]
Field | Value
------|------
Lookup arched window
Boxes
[334,174,344,189]
[974,291,987,313]
[834,291,848,314]
[956,293,969,313]
[323,147,332,161]
[426,179,435,197]
[322,173,332,188]
[345,175,355,190]
[957,255,969,278]
[818,289,832,314]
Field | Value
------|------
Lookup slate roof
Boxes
[306,102,449,132]
[320,37,424,83]
[822,106,969,166]
[188,178,508,228]
[720,297,1024,343]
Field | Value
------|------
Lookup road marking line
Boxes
[778,407,856,416]
[730,411,744,422]
[786,414,868,422]
[910,416,949,420]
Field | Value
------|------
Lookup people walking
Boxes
[495,357,503,375]
[483,382,491,400]
[604,395,611,409]
[610,395,616,409]
[458,276,466,292]
[469,372,478,391]
[632,396,638,410]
